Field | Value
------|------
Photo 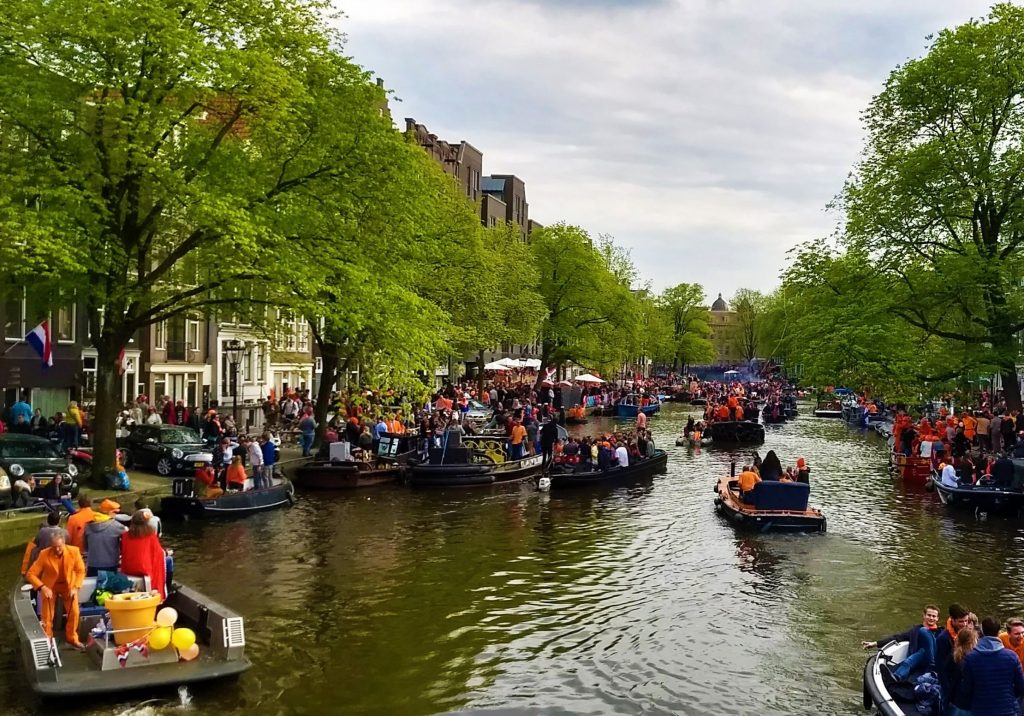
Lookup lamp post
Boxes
[223,339,249,430]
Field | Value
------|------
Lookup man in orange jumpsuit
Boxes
[26,534,86,648]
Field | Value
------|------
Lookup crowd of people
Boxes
[864,603,1024,716]
[734,450,810,498]
[18,495,166,650]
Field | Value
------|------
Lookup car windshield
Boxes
[159,428,201,444]
[468,400,489,410]
[0,439,62,459]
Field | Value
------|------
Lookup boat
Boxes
[675,433,711,447]
[293,434,414,489]
[706,420,765,445]
[713,475,826,533]
[690,398,708,406]
[549,450,668,488]
[590,405,615,417]
[813,400,843,418]
[159,477,295,519]
[931,475,1024,516]
[761,406,787,424]
[565,415,589,425]
[889,453,932,485]
[293,460,404,489]
[614,394,661,419]
[862,640,919,716]
[11,576,250,697]
[407,434,544,487]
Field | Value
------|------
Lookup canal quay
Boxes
[3,403,1022,716]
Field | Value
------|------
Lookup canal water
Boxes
[4,403,1024,715]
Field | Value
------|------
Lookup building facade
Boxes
[708,293,742,363]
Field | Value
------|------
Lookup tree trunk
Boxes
[92,345,122,478]
[1001,364,1022,412]
[477,349,485,394]
[313,346,339,445]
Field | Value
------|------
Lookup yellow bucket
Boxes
[104,593,161,645]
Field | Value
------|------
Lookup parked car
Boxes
[120,425,211,476]
[0,434,80,508]
[464,399,493,422]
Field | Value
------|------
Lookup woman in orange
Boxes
[226,455,247,490]
[120,510,167,598]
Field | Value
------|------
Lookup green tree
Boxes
[530,223,642,382]
[730,289,767,363]
[656,283,714,371]
[0,0,394,471]
[840,2,1024,409]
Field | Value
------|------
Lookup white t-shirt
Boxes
[919,440,933,458]
[248,442,264,467]
[615,446,629,467]
[941,464,958,487]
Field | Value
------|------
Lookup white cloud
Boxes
[338,0,996,294]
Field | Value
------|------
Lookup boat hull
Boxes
[408,454,544,487]
[706,421,765,445]
[550,451,668,488]
[293,461,402,489]
[890,453,931,484]
[565,417,589,425]
[863,641,911,716]
[813,409,842,418]
[615,403,661,419]
[160,481,294,519]
[713,477,825,533]
[931,477,1024,515]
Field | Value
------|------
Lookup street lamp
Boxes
[223,339,250,430]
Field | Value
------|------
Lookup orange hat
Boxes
[99,499,120,514]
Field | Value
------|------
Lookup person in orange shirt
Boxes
[26,534,86,648]
[64,494,95,550]
[737,465,760,501]
[962,412,977,442]
[715,404,730,422]
[1000,618,1024,666]
[509,420,528,460]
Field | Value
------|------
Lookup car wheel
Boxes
[156,458,174,476]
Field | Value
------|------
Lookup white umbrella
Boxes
[724,370,740,376]
[574,373,605,384]
[522,358,542,369]
[484,360,511,371]
[497,357,522,368]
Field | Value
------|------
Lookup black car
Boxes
[121,425,211,476]
[0,434,80,508]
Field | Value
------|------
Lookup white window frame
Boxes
[154,321,166,350]
[186,318,201,353]
[55,303,76,343]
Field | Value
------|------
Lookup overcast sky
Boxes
[339,0,995,300]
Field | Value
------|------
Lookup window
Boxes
[55,304,75,342]
[154,321,166,350]
[83,356,97,400]
[186,319,200,353]
[154,377,167,401]
[256,344,266,384]
[242,342,254,384]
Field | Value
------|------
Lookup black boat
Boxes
[862,640,917,716]
[407,434,544,487]
[713,476,826,533]
[549,450,668,488]
[931,476,1024,516]
[690,398,708,406]
[160,477,295,518]
[761,406,787,424]
[706,420,765,445]
[12,578,250,697]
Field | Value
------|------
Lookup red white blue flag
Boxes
[25,320,52,368]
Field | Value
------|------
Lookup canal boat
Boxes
[614,394,661,419]
[549,450,668,488]
[11,578,250,697]
[889,453,932,485]
[407,433,545,487]
[930,476,1024,516]
[706,420,765,445]
[813,401,843,418]
[159,477,295,519]
[761,406,787,424]
[565,415,589,425]
[675,433,711,447]
[862,640,918,716]
[293,435,413,489]
[689,397,708,406]
[713,476,826,533]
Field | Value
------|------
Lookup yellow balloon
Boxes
[179,643,200,662]
[155,607,178,628]
[149,626,173,650]
[171,627,196,651]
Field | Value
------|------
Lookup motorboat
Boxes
[889,453,932,485]
[293,435,412,489]
[549,451,668,488]
[713,476,826,533]
[931,475,1024,516]
[706,421,765,445]
[159,476,294,519]
[862,640,917,716]
[11,574,250,697]
[615,394,661,419]
[407,431,545,487]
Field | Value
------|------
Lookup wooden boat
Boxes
[706,420,765,445]
[813,400,843,418]
[862,640,917,716]
[713,476,826,533]
[931,475,1024,516]
[889,453,932,485]
[565,416,589,425]
[160,477,295,519]
[293,460,404,489]
[549,450,668,488]
[11,577,249,697]
[615,394,661,419]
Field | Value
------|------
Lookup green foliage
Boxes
[730,288,767,363]
[653,283,714,369]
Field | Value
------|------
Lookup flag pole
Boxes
[2,338,24,355]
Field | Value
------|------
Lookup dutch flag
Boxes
[25,320,53,368]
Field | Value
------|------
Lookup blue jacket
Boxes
[961,636,1024,716]
[935,628,955,695]
[873,624,940,655]
[261,441,277,466]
